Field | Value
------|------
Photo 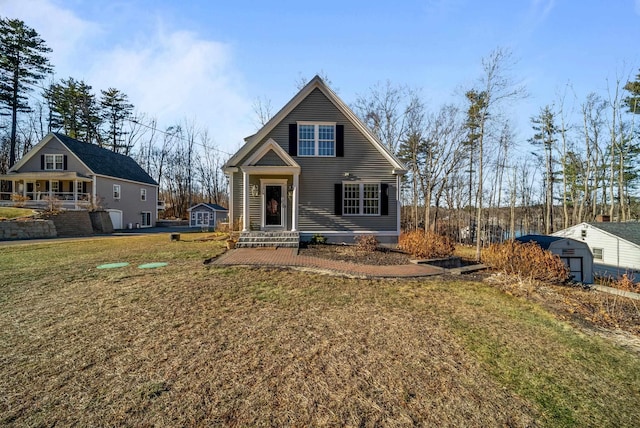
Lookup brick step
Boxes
[237,231,300,248]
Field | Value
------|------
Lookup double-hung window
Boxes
[44,154,64,170]
[113,184,121,200]
[343,182,380,216]
[140,188,147,201]
[298,122,335,157]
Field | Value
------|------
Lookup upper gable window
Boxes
[44,154,64,170]
[298,122,335,157]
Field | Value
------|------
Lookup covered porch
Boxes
[0,172,93,210]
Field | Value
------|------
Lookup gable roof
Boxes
[587,222,640,247]
[188,203,228,212]
[53,133,158,185]
[224,75,406,173]
[11,133,157,186]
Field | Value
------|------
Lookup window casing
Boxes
[113,184,121,200]
[141,211,152,227]
[593,248,603,260]
[298,122,335,157]
[140,188,147,201]
[343,182,380,216]
[50,181,59,193]
[44,154,64,170]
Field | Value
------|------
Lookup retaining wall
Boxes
[43,211,94,237]
[0,219,57,240]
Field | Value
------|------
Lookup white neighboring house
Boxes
[553,222,640,278]
[188,203,228,229]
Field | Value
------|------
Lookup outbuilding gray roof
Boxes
[54,133,158,186]
[588,222,640,247]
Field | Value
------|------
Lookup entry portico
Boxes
[232,138,300,232]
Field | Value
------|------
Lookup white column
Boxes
[242,170,249,232]
[73,179,78,210]
[228,172,234,230]
[92,176,97,207]
[291,173,299,232]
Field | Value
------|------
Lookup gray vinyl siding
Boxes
[235,88,398,234]
[18,137,91,174]
[255,150,287,166]
[96,177,157,228]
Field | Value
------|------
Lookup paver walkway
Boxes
[211,248,444,278]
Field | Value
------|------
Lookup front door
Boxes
[264,184,284,228]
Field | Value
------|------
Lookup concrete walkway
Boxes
[210,248,445,278]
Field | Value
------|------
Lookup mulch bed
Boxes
[298,244,412,265]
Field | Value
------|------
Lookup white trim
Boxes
[113,184,121,200]
[187,202,228,212]
[223,76,406,172]
[228,171,234,230]
[292,173,299,232]
[93,173,158,188]
[301,230,399,236]
[296,121,336,157]
[140,188,147,201]
[396,174,402,237]
[260,178,287,230]
[240,165,300,175]
[242,171,249,231]
[342,181,381,216]
[243,138,300,167]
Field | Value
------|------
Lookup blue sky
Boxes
[2,0,639,156]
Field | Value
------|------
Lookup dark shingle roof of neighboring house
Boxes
[587,222,640,247]
[54,133,158,186]
[516,234,564,250]
[189,203,228,211]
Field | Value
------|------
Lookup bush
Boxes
[355,235,379,252]
[599,273,639,293]
[482,240,569,284]
[310,234,327,245]
[398,230,455,259]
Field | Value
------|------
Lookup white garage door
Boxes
[107,209,123,230]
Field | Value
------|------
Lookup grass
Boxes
[1,235,639,426]
[0,207,35,219]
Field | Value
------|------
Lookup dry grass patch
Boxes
[1,236,639,426]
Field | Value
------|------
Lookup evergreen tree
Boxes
[530,105,559,234]
[623,69,640,115]
[0,17,52,166]
[45,77,101,144]
[100,88,134,154]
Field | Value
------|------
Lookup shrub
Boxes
[482,240,569,284]
[398,230,455,259]
[599,273,639,293]
[355,234,379,252]
[310,234,327,245]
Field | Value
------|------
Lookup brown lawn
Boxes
[0,234,639,427]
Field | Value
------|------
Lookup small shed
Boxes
[516,234,594,283]
[188,203,228,229]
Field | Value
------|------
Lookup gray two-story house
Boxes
[1,132,159,229]
[223,76,407,246]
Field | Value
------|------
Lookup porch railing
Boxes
[0,192,92,207]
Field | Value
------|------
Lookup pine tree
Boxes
[530,105,559,234]
[100,88,134,154]
[0,17,52,167]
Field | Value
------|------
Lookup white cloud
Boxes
[1,0,253,154]
[89,27,252,152]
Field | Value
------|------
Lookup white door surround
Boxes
[260,178,287,230]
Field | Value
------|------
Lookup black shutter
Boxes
[63,155,68,170]
[288,124,297,156]
[45,181,49,191]
[334,183,342,216]
[381,183,389,216]
[41,155,45,170]
[82,182,87,194]
[336,125,344,157]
